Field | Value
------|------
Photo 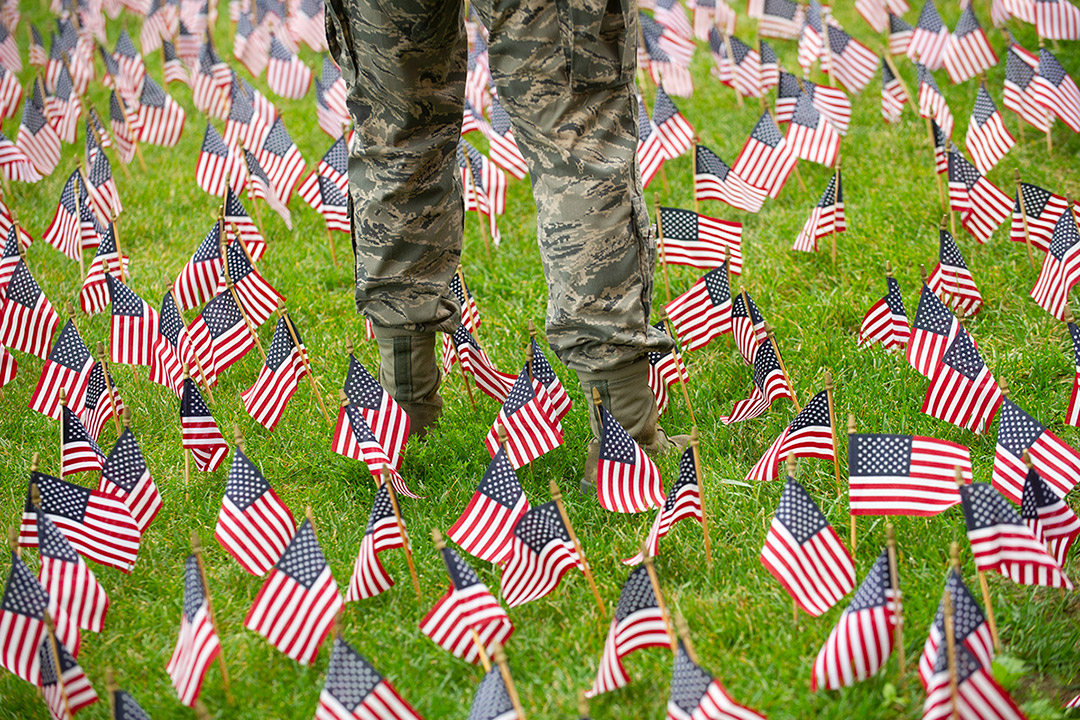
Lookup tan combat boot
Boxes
[373,329,443,440]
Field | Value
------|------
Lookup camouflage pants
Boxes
[324,0,672,373]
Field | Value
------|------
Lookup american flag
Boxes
[192,42,232,120]
[42,169,90,261]
[1021,466,1079,567]
[0,261,60,359]
[21,470,141,572]
[596,404,665,513]
[652,89,695,161]
[793,170,844,252]
[935,118,953,174]
[108,275,159,367]
[694,144,768,214]
[345,482,407,601]
[992,398,1079,504]
[625,445,703,565]
[961,482,1071,589]
[243,148,293,228]
[321,56,348,117]
[797,2,824,75]
[731,291,767,365]
[225,76,273,152]
[310,133,349,195]
[36,507,109,634]
[822,25,878,94]
[710,30,762,99]
[483,368,563,469]
[256,116,306,203]
[29,23,47,66]
[234,12,270,77]
[757,0,803,39]
[692,0,717,39]
[748,391,835,483]
[667,639,765,720]
[180,376,229,472]
[49,68,81,145]
[908,0,949,70]
[173,221,223,311]
[927,228,983,316]
[163,40,189,85]
[965,86,1013,176]
[316,635,423,720]
[28,320,93,420]
[0,224,18,295]
[242,315,309,430]
[917,64,954,138]
[196,123,244,197]
[1011,182,1068,254]
[468,667,520,720]
[419,544,514,664]
[1069,322,1080,428]
[637,96,667,190]
[215,446,296,575]
[0,131,42,183]
[1031,48,1080,133]
[759,39,780,91]
[721,338,792,424]
[139,0,173,53]
[640,11,695,70]
[166,555,221,706]
[500,501,581,608]
[266,34,312,99]
[947,145,1012,245]
[1004,45,1052,133]
[881,59,908,124]
[331,398,421,499]
[773,74,801,122]
[316,79,351,138]
[108,92,138,166]
[449,448,529,564]
[342,355,410,470]
[796,79,853,136]
[857,0,889,31]
[922,327,1002,433]
[918,568,994,692]
[943,7,997,84]
[732,111,796,199]
[647,320,688,416]
[186,289,257,378]
[1035,0,1080,39]
[444,325,516,402]
[99,426,161,534]
[85,144,122,222]
[760,476,855,617]
[586,567,670,697]
[61,404,106,475]
[299,173,349,233]
[16,94,60,177]
[1,551,78,684]
[225,187,267,259]
[0,339,14,389]
[888,12,913,56]
[483,95,528,180]
[150,291,194,396]
[174,18,199,65]
[659,206,743,273]
[137,76,186,147]
[860,274,910,350]
[906,283,958,377]
[288,0,328,51]
[40,634,98,719]
[812,549,896,691]
[465,33,492,111]
[218,240,283,327]
[1030,210,1080,321]
[655,0,694,38]
[528,339,571,422]
[849,433,971,516]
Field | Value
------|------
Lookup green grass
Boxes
[2,4,1080,719]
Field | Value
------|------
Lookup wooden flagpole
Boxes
[277,302,332,424]
[108,213,127,282]
[226,221,258,269]
[692,139,700,214]
[764,321,800,412]
[191,529,233,703]
[58,388,68,476]
[104,668,118,717]
[721,32,745,108]
[925,118,948,212]
[823,371,843,497]
[43,611,73,720]
[549,479,606,616]
[641,538,678,653]
[577,690,589,720]
[182,366,192,488]
[491,643,527,720]
[673,612,695,659]
[8,523,19,558]
[381,465,422,603]
[218,218,266,361]
[431,528,492,671]
[73,160,86,277]
[944,591,960,720]
[954,468,1001,652]
[94,342,123,437]
[688,427,712,564]
[886,522,906,677]
[786,454,800,623]
[830,155,841,265]
[882,53,913,107]
[847,414,857,554]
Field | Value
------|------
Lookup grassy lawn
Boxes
[2,2,1079,719]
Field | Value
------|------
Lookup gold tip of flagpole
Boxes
[497,425,508,447]
[65,301,76,320]
[846,414,856,435]
[339,389,349,407]
[104,667,117,692]
[950,541,960,570]
[1022,450,1033,468]
[1014,168,1021,182]
[380,464,389,486]
[233,426,244,450]
[548,479,561,500]
[785,453,796,478]
[885,260,893,277]
[886,522,895,545]
[344,337,354,356]
[95,341,105,356]
[954,465,964,485]
[824,370,834,390]
[431,528,446,549]
[59,387,67,407]
[1064,306,1076,324]
[689,425,699,445]
[191,529,202,552]
[305,505,315,524]
[940,214,948,230]
[591,387,602,406]
[31,452,40,472]
[122,407,131,428]
[8,526,19,551]
[30,483,41,508]
[763,320,775,338]
[919,264,928,284]
[640,536,651,560]
[577,690,588,718]
[527,319,536,340]
[999,377,1010,398]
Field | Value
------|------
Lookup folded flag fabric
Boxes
[1021,466,1080,567]
[720,338,792,425]
[624,445,703,565]
[665,263,733,353]
[992,397,1080,504]
[98,425,161,534]
[906,283,958,378]
[693,143,767,213]
[926,228,982,316]
[166,555,221,707]
[596,404,665,513]
[35,507,108,634]
[448,447,529,564]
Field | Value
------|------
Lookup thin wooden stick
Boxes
[381,465,421,603]
[59,388,68,476]
[824,371,842,497]
[882,53,913,106]
[43,611,72,720]
[326,226,339,267]
[183,366,192,486]
[109,214,127,282]
[226,221,257,269]
[491,643,527,720]
[191,530,233,703]
[688,427,712,564]
[925,118,948,212]
[944,591,960,720]
[104,668,118,718]
[764,321,800,412]
[886,522,906,677]
[277,302,332,424]
[641,538,678,653]
[721,32,745,107]
[73,161,86,277]
[1014,170,1036,271]
[660,309,697,426]
[95,342,123,437]
[577,690,589,720]
[654,194,675,306]
[549,479,606,616]
[431,528,491,670]
[847,414,857,554]
[219,227,266,361]
[8,525,20,558]
[692,140,700,213]
[954,466,1001,651]
[673,612,695,660]
[830,156,841,265]
[450,337,477,410]
[820,8,837,88]
[457,266,482,341]
[787,454,800,623]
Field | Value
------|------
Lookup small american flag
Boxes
[288,0,328,51]
[217,241,283,327]
[528,339,571,422]
[822,25,878,94]
[798,78,852,136]
[467,668,519,720]
[299,172,349,233]
[759,39,780,91]
[483,95,528,180]
[444,325,516,402]
[857,0,889,31]
[29,23,47,66]
[908,0,949,70]
[906,283,958,378]
[748,391,835,483]
[694,144,767,214]
[947,144,1012,245]
[625,446,703,565]
[42,169,87,261]
[1004,45,1052,133]
[62,404,106,475]
[991,398,1080,504]
[49,67,81,145]
[732,111,796,199]
[245,519,344,664]
[80,220,129,315]
[243,148,293,228]
[917,64,954,138]
[812,549,896,691]
[242,315,309,430]
[99,426,161,534]
[1030,209,1080,321]
[113,686,153,719]
[317,635,423,720]
[0,225,17,295]
[793,170,844,252]
[1068,322,1080,428]
[0,342,15,389]
[647,320,688,417]
[136,76,186,147]
[927,228,983,316]
[667,639,765,720]
[943,7,997,84]
[458,141,507,247]
[658,206,743,273]
[641,11,695,69]
[849,433,971,516]
[196,122,244,197]
[760,475,855,617]
[721,338,792,424]
[225,75,272,152]
[881,59,908,124]
[332,398,421,499]
[28,320,93,420]
[40,634,98,719]
[643,21,695,99]
[586,566,671,697]
[0,261,60,359]
[465,34,492,111]
[266,33,312,99]
[860,274,910,350]
[234,12,270,77]
[343,355,409,470]
[1,551,77,684]
[256,116,306,203]
[710,30,762,99]
[1021,466,1080,567]
[731,291,767,365]
[0,131,41,183]
[655,0,694,38]
[1031,48,1080,133]
[449,448,529,563]
[918,568,994,692]
[36,507,109,634]
[225,187,266,258]
[16,96,60,177]
[797,2,825,73]
[192,42,232,120]
[139,0,173,53]
[215,446,296,575]
[637,96,667,190]
[756,0,803,39]
[964,85,1014,176]
[186,289,257,378]
[596,404,665,513]
[922,327,1002,433]
[500,502,581,607]
[166,555,221,706]
[652,88,695,160]
[483,367,563,470]
[107,275,159,367]
[150,291,193,396]
[84,145,122,222]
[419,544,514,664]
[888,12,913,55]
[181,376,229,472]
[173,221,223,311]
[1035,0,1080,39]
[163,40,189,86]
[1010,182,1068,254]
[345,482,407,601]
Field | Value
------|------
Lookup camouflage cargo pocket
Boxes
[554,0,636,93]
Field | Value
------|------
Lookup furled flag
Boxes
[419,544,514,664]
[266,34,312,99]
[166,555,221,706]
[759,39,780,91]
[992,398,1079,504]
[225,76,274,152]
[652,89,695,160]
[85,145,122,222]
[16,94,60,177]
[28,320,93,420]
[345,483,408,601]
[908,0,949,70]
[36,508,108,633]
[732,111,796,199]
[1032,48,1080,133]
[331,396,421,499]
[225,187,267,259]
[187,289,257,380]
[655,0,693,38]
[444,325,516,402]
[180,376,229,472]
[595,403,665,513]
[449,448,529,564]
[29,23,46,66]
[760,475,855,617]
[42,169,90,262]
[658,206,743,273]
[483,95,528,180]
[500,501,582,608]
[21,470,141,572]
[710,30,762,99]
[694,143,767,213]
[793,76,853,136]
[637,96,671,191]
[922,327,1002,433]
[881,59,907,123]
[196,123,244,197]
[961,482,1071,588]
[0,225,18,296]
[107,275,159,367]
[215,446,296,575]
[234,11,270,77]
[465,33,492,111]
[667,639,765,720]
[173,221,224,311]
[943,7,997,84]
[640,11,695,74]
[40,635,97,719]
[342,355,410,470]
[647,320,688,417]
[528,339,571,422]
[242,315,309,430]
[731,290,767,365]
[918,568,993,691]
[217,240,282,327]
[137,76,186,147]
[243,149,293,228]
[1031,209,1080,321]
[927,228,983,316]
[822,25,878,94]
[947,144,1012,244]
[317,635,423,720]
[748,391,835,483]
[80,221,130,316]
[0,261,60,359]
[99,425,161,534]
[1022,466,1079,567]
[906,283,958,377]
[793,170,844,252]
[849,433,971,516]
[256,116,306,203]
[917,64,953,138]
[812,549,896,691]
[586,566,671,697]
[860,273,910,349]
[1035,0,1080,39]
[624,445,703,565]
[797,1,825,74]
[1011,182,1068,254]
[1004,45,1051,133]
[483,367,563,469]
[1067,323,1080,430]
[316,78,350,139]
[245,519,343,663]
[965,86,1013,177]
[756,0,803,39]
[1,551,78,684]
[61,404,107,475]
[288,0,328,51]
[139,0,173,53]
[721,339,792,424]
[298,137,348,216]
[163,40,189,85]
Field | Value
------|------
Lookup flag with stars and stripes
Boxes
[658,206,743,273]
[449,448,529,564]
[731,291,767,366]
[796,2,824,73]
[467,668,519,720]
[639,16,694,96]
[28,320,93,420]
[196,122,244,197]
[822,24,878,94]
[234,11,271,77]
[1035,0,1080,39]
[667,639,765,720]
[62,405,106,476]
[992,398,1079,505]
[0,343,11,389]
[732,112,796,199]
[777,73,853,135]
[80,222,129,315]
[965,85,1013,176]
[857,0,889,31]
[793,170,844,252]
[927,228,983,316]
[173,221,224,312]
[29,23,47,66]
[860,274,910,350]
[917,65,953,139]
[1021,466,1079,567]
[812,548,897,691]
[500,501,582,608]
[528,339,571,422]
[962,482,1072,589]
[299,135,348,197]
[906,283,958,377]
[1004,45,1051,133]
[289,0,328,52]
[17,94,60,177]
[1010,182,1068,254]
[1031,48,1080,133]
[0,224,20,295]
[1030,210,1080,321]
[0,131,41,184]
[483,366,564,470]
[849,433,972,516]
[748,390,836,483]
[85,137,122,223]
[20,470,141,573]
[652,88,695,159]
[162,40,189,85]
[458,141,507,248]
[108,275,160,367]
[625,445,703,565]
[786,89,841,168]
[49,67,81,145]
[419,545,514,665]
[596,404,665,513]
[721,338,792,424]
[760,476,855,617]
[136,76,186,147]
[80,360,123,443]
[710,30,761,99]
[243,148,293,228]
[1068,322,1080,428]
[245,519,344,664]
[36,507,109,634]
[756,0,803,39]
[316,635,423,720]
[637,96,667,190]
[665,263,733,353]
[242,315,309,430]
[922,327,1002,434]
[342,355,410,471]
[331,395,421,499]
[647,320,688,417]
[266,34,312,99]
[586,566,671,697]
[918,568,994,690]
[224,187,267,260]
[150,291,194,397]
[943,7,997,84]
[298,171,349,233]
[180,376,229,472]
[225,76,274,153]
[256,116,306,203]
[166,555,221,706]
[215,446,296,576]
[0,261,60,359]
[113,685,153,719]
[40,633,97,719]
[443,325,517,403]
[908,0,949,70]
[881,59,908,124]
[694,143,767,214]
[41,169,90,262]
[759,39,780,91]
[482,95,528,180]
[98,426,161,534]
[192,41,232,120]
[186,289,257,379]
[345,482,409,601]
[319,55,349,121]
[1,551,78,684]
